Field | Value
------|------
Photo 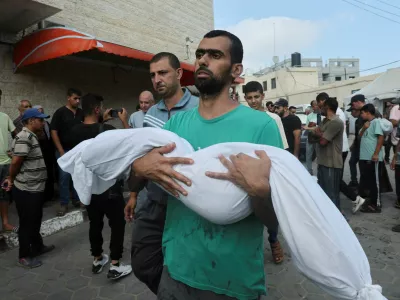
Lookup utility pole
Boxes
[344,68,347,80]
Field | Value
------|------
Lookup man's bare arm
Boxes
[9,156,24,183]
[293,129,301,158]
[51,130,64,155]
[250,191,278,230]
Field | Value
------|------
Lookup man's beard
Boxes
[194,66,231,98]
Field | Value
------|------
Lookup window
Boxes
[334,61,341,67]
[322,73,329,81]
[348,62,355,67]
[349,76,355,79]
[351,89,360,94]
[271,78,276,89]
[335,76,342,81]
[263,81,268,91]
[310,62,317,67]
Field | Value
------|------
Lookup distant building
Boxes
[254,56,360,85]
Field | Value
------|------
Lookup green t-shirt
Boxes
[162,105,283,300]
[0,112,16,165]
[359,118,384,161]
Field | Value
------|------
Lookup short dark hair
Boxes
[361,103,376,116]
[266,101,273,107]
[310,100,317,106]
[243,81,263,94]
[81,93,104,117]
[203,30,243,64]
[150,52,181,70]
[324,97,339,112]
[67,88,82,97]
[289,106,296,110]
[316,92,329,103]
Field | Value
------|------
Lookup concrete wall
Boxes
[0,44,152,119]
[248,73,380,108]
[34,0,214,62]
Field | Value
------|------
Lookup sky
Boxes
[213,0,400,76]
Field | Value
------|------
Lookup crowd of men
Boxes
[1,29,400,299]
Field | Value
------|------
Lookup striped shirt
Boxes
[142,88,199,204]
[12,127,47,192]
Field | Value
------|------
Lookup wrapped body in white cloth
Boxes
[58,128,386,300]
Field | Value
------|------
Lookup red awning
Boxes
[13,27,195,86]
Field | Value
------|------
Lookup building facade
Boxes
[0,0,214,118]
[254,56,360,86]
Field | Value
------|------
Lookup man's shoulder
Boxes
[16,129,34,140]
[330,117,344,127]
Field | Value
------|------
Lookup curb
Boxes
[0,209,88,251]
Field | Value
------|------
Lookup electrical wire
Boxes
[351,0,400,18]
[377,0,400,11]
[341,0,400,25]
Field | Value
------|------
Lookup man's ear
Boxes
[231,63,243,79]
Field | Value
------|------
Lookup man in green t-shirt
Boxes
[131,30,282,300]
[0,112,17,233]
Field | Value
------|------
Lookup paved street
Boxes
[1,161,400,300]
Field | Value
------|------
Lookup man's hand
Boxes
[363,121,370,130]
[391,158,397,170]
[7,151,12,158]
[372,154,379,162]
[206,150,271,198]
[124,193,137,222]
[314,127,323,137]
[1,178,13,192]
[118,108,130,129]
[132,143,193,197]
[103,108,113,122]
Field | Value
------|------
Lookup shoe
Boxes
[392,225,400,232]
[18,258,42,269]
[37,245,55,256]
[352,196,366,214]
[56,204,68,217]
[107,262,132,280]
[92,254,109,274]
[348,181,358,188]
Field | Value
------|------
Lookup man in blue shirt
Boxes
[124,52,198,294]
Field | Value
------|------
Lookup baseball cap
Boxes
[349,94,366,105]
[274,98,288,107]
[21,108,50,121]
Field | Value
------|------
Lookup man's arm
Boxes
[8,156,24,183]
[293,129,301,158]
[372,135,384,162]
[51,130,64,155]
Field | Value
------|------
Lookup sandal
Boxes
[270,241,284,264]
[3,226,19,233]
[360,205,381,213]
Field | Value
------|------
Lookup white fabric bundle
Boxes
[58,128,386,300]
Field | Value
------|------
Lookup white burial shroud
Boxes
[58,128,387,300]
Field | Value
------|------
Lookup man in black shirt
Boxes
[51,88,84,216]
[347,94,366,187]
[69,93,132,280]
[274,98,302,158]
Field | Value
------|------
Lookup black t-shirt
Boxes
[68,123,115,148]
[354,116,366,149]
[50,106,84,150]
[281,114,302,153]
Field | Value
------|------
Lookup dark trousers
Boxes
[157,267,260,300]
[86,191,126,261]
[318,165,342,209]
[12,187,44,259]
[384,139,396,162]
[396,165,400,201]
[340,152,357,201]
[131,200,166,295]
[349,147,360,183]
[359,160,383,207]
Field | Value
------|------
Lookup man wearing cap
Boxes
[347,94,366,187]
[3,108,55,269]
[275,98,302,158]
[33,105,55,203]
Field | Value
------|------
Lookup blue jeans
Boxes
[56,150,79,205]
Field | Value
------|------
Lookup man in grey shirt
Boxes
[124,52,198,294]
[128,91,155,128]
